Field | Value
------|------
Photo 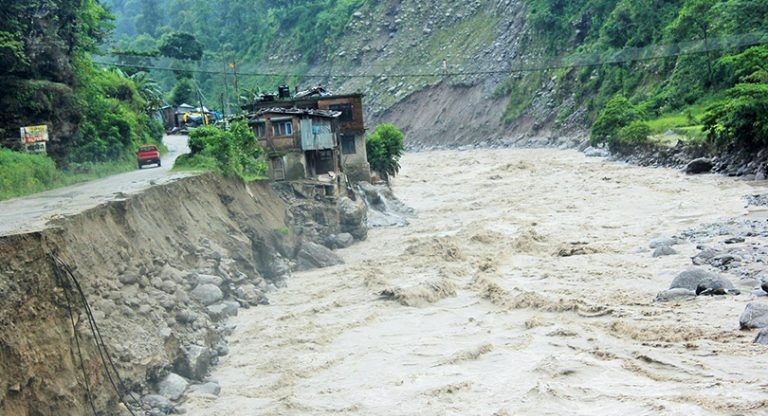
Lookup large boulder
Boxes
[157,373,189,401]
[754,327,768,345]
[669,268,734,291]
[739,302,768,329]
[174,345,213,381]
[684,158,714,174]
[297,241,344,270]
[190,284,223,306]
[339,197,367,240]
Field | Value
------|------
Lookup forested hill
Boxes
[103,0,768,158]
[0,0,163,168]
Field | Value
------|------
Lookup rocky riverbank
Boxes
[0,173,386,415]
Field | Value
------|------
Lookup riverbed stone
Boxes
[190,284,223,306]
[297,241,344,270]
[188,381,221,396]
[174,345,212,381]
[685,158,714,174]
[655,288,696,302]
[754,327,768,344]
[669,268,734,291]
[142,395,174,414]
[157,373,189,401]
[196,273,225,287]
[739,302,768,329]
[649,237,679,249]
[653,245,678,257]
[206,301,239,321]
[234,284,269,306]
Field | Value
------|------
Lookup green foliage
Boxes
[0,149,58,199]
[702,83,768,149]
[617,121,652,146]
[590,95,646,147]
[366,123,405,183]
[158,32,203,61]
[67,64,164,164]
[176,121,268,180]
[169,78,196,105]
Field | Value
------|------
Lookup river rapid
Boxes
[184,148,768,415]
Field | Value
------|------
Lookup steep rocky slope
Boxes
[0,174,367,415]
[278,0,585,148]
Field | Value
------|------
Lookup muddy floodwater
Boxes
[185,148,768,415]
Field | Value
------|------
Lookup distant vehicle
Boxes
[137,144,161,169]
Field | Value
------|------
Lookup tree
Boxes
[169,78,195,106]
[702,83,768,149]
[158,32,203,61]
[366,123,405,183]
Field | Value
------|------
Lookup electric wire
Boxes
[49,253,142,416]
[52,259,99,416]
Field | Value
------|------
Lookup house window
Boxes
[341,134,356,154]
[319,149,334,160]
[253,122,266,138]
[272,120,293,136]
[312,122,332,134]
[329,104,353,122]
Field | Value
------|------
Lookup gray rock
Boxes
[655,288,696,302]
[159,280,177,294]
[142,394,174,413]
[653,245,678,257]
[339,197,368,240]
[297,241,344,270]
[327,233,355,249]
[206,301,239,321]
[188,381,222,396]
[175,309,198,324]
[196,273,225,287]
[174,345,212,381]
[685,158,714,174]
[649,237,679,249]
[740,302,768,329]
[583,146,610,158]
[234,284,269,306]
[118,273,138,285]
[157,373,189,401]
[754,327,768,344]
[669,268,734,291]
[190,284,223,306]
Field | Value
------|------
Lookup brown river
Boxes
[184,148,768,415]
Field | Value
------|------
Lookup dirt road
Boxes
[0,135,189,236]
[184,148,768,416]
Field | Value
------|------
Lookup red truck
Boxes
[137,144,161,169]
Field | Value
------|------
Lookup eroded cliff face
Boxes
[0,174,366,415]
[300,0,587,148]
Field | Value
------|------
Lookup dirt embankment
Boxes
[0,173,363,415]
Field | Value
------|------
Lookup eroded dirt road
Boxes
[0,135,189,236]
[185,148,768,415]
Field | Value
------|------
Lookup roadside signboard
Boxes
[20,125,49,144]
[20,125,49,154]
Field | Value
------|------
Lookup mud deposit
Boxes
[185,149,768,415]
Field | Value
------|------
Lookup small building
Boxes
[244,87,371,182]
[248,108,342,183]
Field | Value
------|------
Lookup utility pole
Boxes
[231,61,240,107]
[224,62,230,116]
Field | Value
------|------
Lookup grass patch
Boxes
[0,148,137,201]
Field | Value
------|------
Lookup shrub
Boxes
[176,121,267,180]
[590,95,646,148]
